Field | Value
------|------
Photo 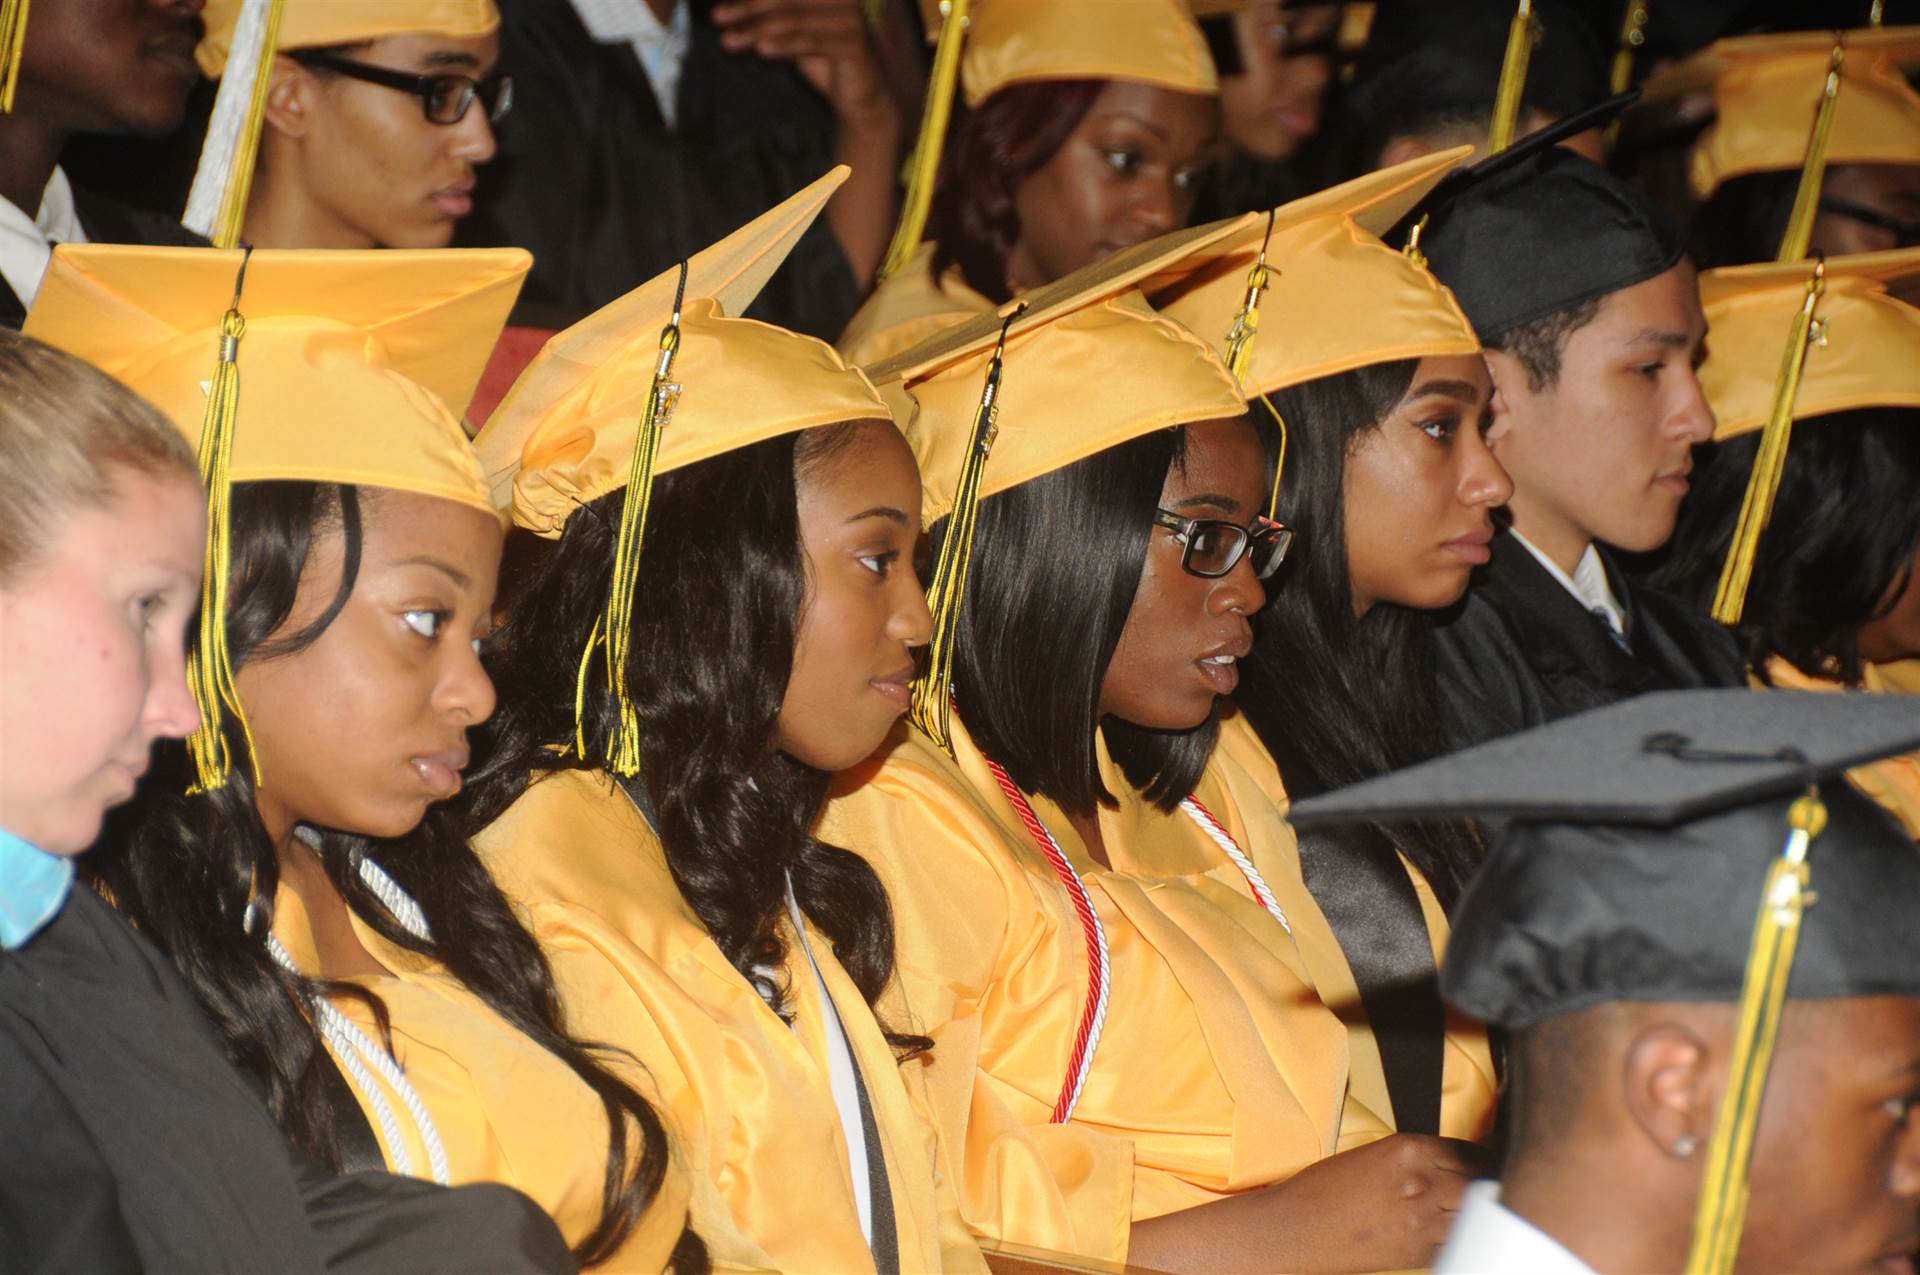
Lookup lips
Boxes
[1194,633,1253,697]
[869,665,916,713]
[144,25,202,77]
[409,746,471,800]
[1654,460,1694,497]
[431,181,477,219]
[1441,524,1495,566]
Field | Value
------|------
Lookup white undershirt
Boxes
[1434,1181,1599,1274]
[0,167,88,310]
[568,0,692,127]
[1509,527,1627,639]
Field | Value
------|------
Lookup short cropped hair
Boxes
[1487,295,1605,392]
[0,330,197,583]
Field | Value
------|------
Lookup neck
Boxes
[0,112,67,217]
[243,163,379,250]
[1500,1151,1691,1273]
[1506,500,1592,578]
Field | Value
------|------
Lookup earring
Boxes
[1671,1134,1698,1158]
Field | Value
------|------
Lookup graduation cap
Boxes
[1288,688,1920,1275]
[1399,90,1688,341]
[474,168,889,775]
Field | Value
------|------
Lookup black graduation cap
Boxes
[1288,689,1920,1029]
[1398,89,1689,342]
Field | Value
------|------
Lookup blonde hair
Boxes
[0,330,200,584]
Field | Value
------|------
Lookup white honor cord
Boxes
[356,856,432,942]
[1180,798,1292,936]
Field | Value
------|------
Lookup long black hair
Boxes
[97,481,704,1273]
[1234,364,1484,909]
[462,428,927,1053]
[943,426,1238,816]
[1687,169,1799,269]
[1651,406,1920,683]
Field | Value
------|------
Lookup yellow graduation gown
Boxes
[817,717,1380,1265]
[1760,659,1920,839]
[470,767,987,1275]
[270,884,691,1273]
[837,245,997,367]
[1204,709,1499,1142]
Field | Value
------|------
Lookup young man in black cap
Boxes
[1290,689,1920,1274]
[1414,122,1747,748]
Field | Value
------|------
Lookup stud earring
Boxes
[1671,1134,1698,1158]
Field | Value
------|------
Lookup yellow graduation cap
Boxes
[881,0,1219,278]
[24,243,530,791]
[197,0,500,74]
[1641,26,1920,200]
[870,215,1253,749]
[475,167,889,774]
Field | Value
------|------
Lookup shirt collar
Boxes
[1435,1181,1599,1275]
[1508,528,1626,638]
[0,824,76,951]
[0,166,88,311]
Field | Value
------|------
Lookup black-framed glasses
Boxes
[291,50,514,126]
[1153,510,1294,580]
[1818,196,1920,249]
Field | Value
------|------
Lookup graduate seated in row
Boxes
[461,169,986,1275]
[25,246,703,1272]
[1288,690,1920,1275]
[821,221,1485,1274]
[0,328,575,1274]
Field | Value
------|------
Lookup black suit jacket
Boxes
[1429,528,1749,749]
[0,185,205,330]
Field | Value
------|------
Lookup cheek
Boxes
[1101,562,1215,725]
[312,100,439,237]
[777,584,895,769]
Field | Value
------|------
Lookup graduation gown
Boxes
[0,185,204,329]
[471,767,986,1275]
[270,885,692,1271]
[1759,659,1920,839]
[458,0,859,338]
[836,244,996,367]
[0,887,574,1275]
[817,717,1386,1265]
[1429,528,1748,749]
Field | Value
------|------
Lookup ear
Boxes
[1479,348,1525,445]
[262,54,317,140]
[1622,1021,1718,1161]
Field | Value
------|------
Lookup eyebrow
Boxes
[1171,491,1244,515]
[1097,111,1170,143]
[389,554,473,589]
[844,506,911,526]
[1402,378,1484,406]
[1626,327,1697,350]
[421,50,482,70]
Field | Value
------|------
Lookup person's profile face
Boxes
[19,0,203,137]
[0,469,203,855]
[773,421,931,774]
[1218,1,1337,162]
[1006,80,1219,292]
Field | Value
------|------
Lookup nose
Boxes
[1892,1117,1920,1200]
[144,643,202,741]
[158,0,207,16]
[1208,551,1264,619]
[891,575,934,648]
[440,643,498,726]
[1459,428,1514,509]
[1669,364,1717,445]
[1131,176,1180,239]
[452,105,497,165]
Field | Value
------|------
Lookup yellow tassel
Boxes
[1223,210,1278,384]
[879,0,970,282]
[1871,0,1885,25]
[0,0,30,113]
[909,305,1020,754]
[210,0,286,249]
[1775,43,1845,265]
[1402,214,1431,269]
[1711,260,1825,625]
[574,262,687,777]
[1256,393,1290,523]
[187,253,262,793]
[1610,1,1649,96]
[1683,791,1826,1275]
[1487,0,1536,154]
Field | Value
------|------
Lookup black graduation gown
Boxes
[0,888,577,1275]
[458,0,860,338]
[1429,527,1748,749]
[0,185,205,330]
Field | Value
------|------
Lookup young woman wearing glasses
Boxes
[195,0,512,251]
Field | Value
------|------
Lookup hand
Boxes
[711,0,896,126]
[1258,1134,1486,1273]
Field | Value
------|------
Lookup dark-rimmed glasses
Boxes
[1154,510,1294,580]
[1818,196,1920,250]
[291,51,515,126]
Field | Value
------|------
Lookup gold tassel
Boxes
[1610,1,1649,96]
[1487,0,1536,154]
[0,0,30,113]
[1223,210,1278,383]
[210,0,286,248]
[1870,0,1885,25]
[1775,42,1845,265]
[574,262,688,776]
[1402,214,1431,269]
[1711,260,1825,625]
[187,251,262,793]
[1257,393,1289,523]
[1683,791,1827,1275]
[909,305,1020,754]
[879,0,971,282]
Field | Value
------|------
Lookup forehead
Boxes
[356,488,501,565]
[1084,80,1218,133]
[1583,263,1706,341]
[798,420,921,511]
[1163,416,1264,499]
[359,29,501,70]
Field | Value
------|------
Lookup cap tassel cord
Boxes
[574,262,688,776]
[183,0,286,246]
[1257,393,1290,523]
[1487,0,1536,154]
[1223,210,1278,383]
[1775,43,1844,264]
[187,252,262,793]
[878,0,970,281]
[0,0,28,113]
[908,306,1019,754]
[1710,260,1825,625]
[1683,791,1827,1275]
[1610,1,1649,95]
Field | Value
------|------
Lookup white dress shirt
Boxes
[0,167,88,311]
[1509,527,1628,640]
[1435,1181,1599,1275]
[569,0,692,127]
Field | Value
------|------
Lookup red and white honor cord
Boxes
[1180,797,1292,937]
[981,755,1111,1125]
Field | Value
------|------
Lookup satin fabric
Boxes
[818,717,1382,1264]
[471,767,986,1275]
[1761,659,1920,839]
[271,882,692,1272]
[836,245,997,369]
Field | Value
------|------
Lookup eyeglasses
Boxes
[1153,510,1294,580]
[1818,196,1920,250]
[291,51,515,126]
